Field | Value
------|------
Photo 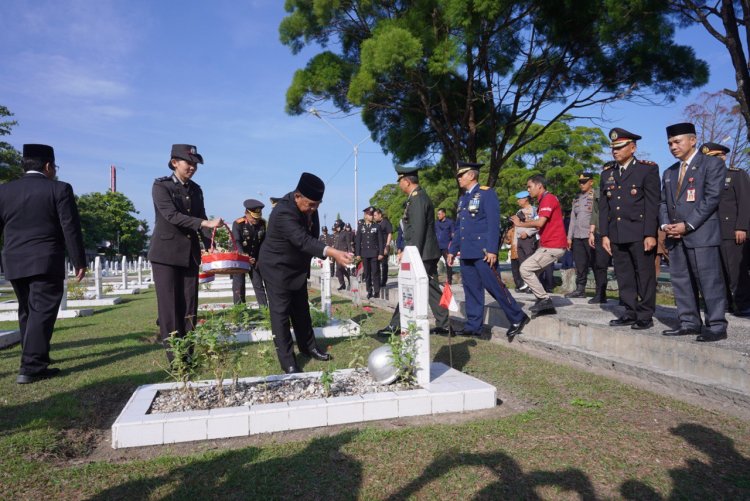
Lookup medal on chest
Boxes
[468,193,481,214]
[686,178,696,202]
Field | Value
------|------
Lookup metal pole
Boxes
[354,143,359,228]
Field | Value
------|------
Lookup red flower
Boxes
[363,306,373,313]
[198,319,206,325]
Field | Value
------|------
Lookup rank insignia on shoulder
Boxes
[155,176,171,182]
[729,166,740,171]
[411,191,419,197]
[639,159,658,167]
[602,162,616,171]
[480,186,490,190]
[235,217,245,223]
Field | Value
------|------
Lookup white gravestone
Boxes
[137,256,143,285]
[94,256,103,299]
[350,265,360,306]
[397,246,431,389]
[121,256,128,289]
[320,258,332,317]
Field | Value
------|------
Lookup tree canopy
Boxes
[282,0,708,186]
[0,106,23,184]
[76,191,150,258]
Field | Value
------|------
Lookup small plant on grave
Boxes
[164,329,202,393]
[67,279,86,300]
[256,338,277,390]
[192,315,234,403]
[102,284,114,295]
[225,303,252,330]
[346,305,373,369]
[257,306,272,331]
[309,306,329,327]
[387,321,420,384]
[320,360,336,397]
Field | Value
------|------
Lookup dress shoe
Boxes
[506,314,531,341]
[588,296,607,304]
[430,327,449,335]
[337,285,346,291]
[366,292,373,299]
[696,331,727,342]
[609,317,636,326]
[530,298,554,313]
[305,348,332,361]
[376,326,398,337]
[631,319,654,330]
[662,327,699,336]
[456,329,483,338]
[16,367,61,384]
[733,307,750,318]
[564,290,586,298]
[517,285,531,293]
[285,365,302,374]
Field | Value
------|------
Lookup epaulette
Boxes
[638,159,658,167]
[155,176,171,182]
[601,162,616,171]
[728,166,741,171]
[411,191,419,197]
[235,217,245,224]
[480,186,490,190]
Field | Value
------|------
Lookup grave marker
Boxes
[397,246,430,389]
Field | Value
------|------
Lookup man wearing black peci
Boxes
[0,144,87,384]
[258,173,353,373]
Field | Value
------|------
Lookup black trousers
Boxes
[152,261,199,362]
[11,274,64,375]
[611,241,656,321]
[386,258,449,330]
[720,238,750,310]
[592,234,610,294]
[232,267,268,307]
[362,256,380,296]
[571,237,594,289]
[379,255,389,287]
[265,281,319,370]
[440,249,454,284]
[335,262,350,288]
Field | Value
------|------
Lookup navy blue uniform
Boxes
[435,216,455,283]
[449,184,526,330]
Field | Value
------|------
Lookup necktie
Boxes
[676,162,687,193]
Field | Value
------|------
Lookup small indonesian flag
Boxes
[439,281,459,312]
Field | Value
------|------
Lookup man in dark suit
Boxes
[375,166,450,336]
[373,208,393,290]
[599,128,661,330]
[148,144,223,363]
[355,207,384,298]
[0,144,86,384]
[660,123,728,342]
[258,173,353,373]
[231,199,268,306]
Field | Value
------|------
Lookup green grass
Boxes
[0,289,748,499]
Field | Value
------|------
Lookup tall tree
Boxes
[0,106,23,183]
[670,1,750,143]
[282,1,708,187]
[683,90,749,170]
[76,191,150,257]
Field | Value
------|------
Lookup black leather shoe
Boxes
[696,331,727,342]
[456,329,483,338]
[588,296,607,304]
[305,348,332,361]
[430,327,449,335]
[506,314,531,341]
[662,327,699,336]
[565,290,586,298]
[376,326,398,337]
[530,298,554,312]
[366,292,373,299]
[609,317,636,326]
[337,285,346,291]
[285,365,302,374]
[631,319,654,330]
[16,367,61,384]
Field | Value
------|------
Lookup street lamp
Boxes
[309,107,370,226]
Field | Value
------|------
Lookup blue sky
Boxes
[0,0,738,230]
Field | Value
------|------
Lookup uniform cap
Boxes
[666,122,696,138]
[22,144,55,162]
[322,226,328,232]
[296,172,325,202]
[578,172,594,182]
[170,144,203,166]
[456,161,483,177]
[700,142,730,156]
[243,198,264,217]
[270,196,281,206]
[514,190,530,199]
[395,165,421,181]
[609,128,641,148]
[363,206,375,215]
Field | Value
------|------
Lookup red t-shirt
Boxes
[537,192,567,248]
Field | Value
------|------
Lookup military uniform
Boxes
[702,143,750,315]
[231,199,268,307]
[449,166,527,334]
[567,174,596,297]
[599,143,660,325]
[376,215,393,288]
[332,221,352,289]
[380,169,449,333]
[355,208,384,298]
[148,144,212,362]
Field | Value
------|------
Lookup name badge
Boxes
[686,188,696,202]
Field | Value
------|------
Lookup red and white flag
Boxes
[439,281,459,312]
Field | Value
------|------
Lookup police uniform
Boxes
[355,207,384,298]
[0,144,86,383]
[376,214,393,288]
[660,123,727,341]
[148,144,212,362]
[449,162,528,337]
[702,143,750,315]
[332,220,352,290]
[566,173,596,297]
[378,166,448,334]
[231,199,268,307]
[599,128,660,328]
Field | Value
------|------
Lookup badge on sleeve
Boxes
[686,188,696,202]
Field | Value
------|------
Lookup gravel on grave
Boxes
[148,368,417,414]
